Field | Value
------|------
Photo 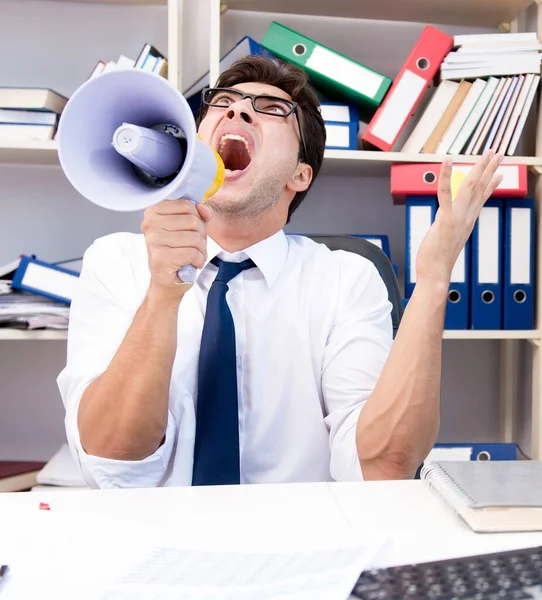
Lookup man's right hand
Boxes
[141,198,214,298]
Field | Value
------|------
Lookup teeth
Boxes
[218,133,250,153]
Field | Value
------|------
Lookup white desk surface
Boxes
[1,480,542,598]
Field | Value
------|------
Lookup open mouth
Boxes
[217,134,252,173]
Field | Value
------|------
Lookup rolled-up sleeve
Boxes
[56,233,176,489]
[322,254,393,482]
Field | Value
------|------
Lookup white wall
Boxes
[0,1,534,462]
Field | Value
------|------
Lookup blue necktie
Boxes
[192,256,256,486]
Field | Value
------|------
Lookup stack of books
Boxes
[89,42,168,79]
[0,87,67,143]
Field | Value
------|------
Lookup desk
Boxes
[2,480,542,599]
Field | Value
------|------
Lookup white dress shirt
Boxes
[57,229,393,489]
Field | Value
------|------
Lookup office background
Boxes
[0,0,535,461]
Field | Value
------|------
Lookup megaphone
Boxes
[56,68,225,284]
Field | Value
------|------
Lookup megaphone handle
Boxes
[176,198,198,285]
[178,263,197,284]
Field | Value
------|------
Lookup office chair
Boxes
[306,235,404,338]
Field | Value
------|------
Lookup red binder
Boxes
[390,162,528,204]
[361,26,454,152]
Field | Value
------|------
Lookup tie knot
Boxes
[211,256,256,284]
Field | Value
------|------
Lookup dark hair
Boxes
[196,55,326,223]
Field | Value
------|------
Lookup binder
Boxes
[351,234,391,259]
[427,443,518,462]
[320,101,359,149]
[390,162,528,204]
[445,237,470,330]
[361,25,454,151]
[503,198,535,330]
[11,255,80,305]
[404,196,437,298]
[261,22,392,117]
[324,121,358,149]
[470,199,503,330]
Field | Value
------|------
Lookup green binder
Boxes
[261,22,392,117]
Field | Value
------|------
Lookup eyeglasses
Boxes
[201,87,307,162]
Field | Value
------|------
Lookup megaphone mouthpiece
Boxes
[112,122,186,181]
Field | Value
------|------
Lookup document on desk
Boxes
[100,542,387,600]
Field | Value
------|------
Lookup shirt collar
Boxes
[201,230,288,288]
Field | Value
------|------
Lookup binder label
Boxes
[370,70,427,144]
[478,207,500,283]
[511,208,532,284]
[306,46,383,98]
[325,124,350,148]
[23,262,79,300]
[409,205,433,283]
[320,105,351,122]
[452,165,519,189]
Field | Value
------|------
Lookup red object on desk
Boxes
[390,162,529,204]
[39,502,51,511]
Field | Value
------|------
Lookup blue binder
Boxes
[404,196,437,298]
[445,236,470,330]
[351,234,391,260]
[320,101,360,150]
[432,442,518,461]
[503,198,534,330]
[11,255,80,305]
[470,198,503,330]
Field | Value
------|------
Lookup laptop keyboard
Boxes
[352,545,542,599]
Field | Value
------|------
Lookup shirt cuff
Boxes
[64,383,176,489]
[327,404,364,482]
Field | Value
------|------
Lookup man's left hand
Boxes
[415,149,504,286]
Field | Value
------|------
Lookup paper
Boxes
[101,542,387,600]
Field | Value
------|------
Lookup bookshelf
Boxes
[1,0,541,464]
[1,329,539,342]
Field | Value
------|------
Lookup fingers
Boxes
[437,156,453,209]
[151,198,198,216]
[461,149,496,194]
[478,152,504,202]
[141,211,206,236]
[197,202,214,222]
[145,230,207,256]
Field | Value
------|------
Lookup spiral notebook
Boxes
[421,460,542,533]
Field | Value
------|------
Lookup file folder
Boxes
[11,255,79,305]
[405,196,437,298]
[324,121,358,149]
[352,234,391,260]
[503,198,534,330]
[390,163,528,204]
[320,101,360,149]
[261,22,392,117]
[470,199,503,330]
[362,25,454,151]
[445,237,470,330]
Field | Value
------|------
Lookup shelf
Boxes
[0,329,538,341]
[442,330,540,340]
[320,151,542,177]
[37,0,165,4]
[223,0,533,28]
[0,140,58,166]
[2,140,542,176]
[0,330,68,340]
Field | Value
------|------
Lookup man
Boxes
[57,56,504,489]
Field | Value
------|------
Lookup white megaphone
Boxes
[56,68,225,284]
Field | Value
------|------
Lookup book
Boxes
[0,461,46,492]
[421,460,542,533]
[0,87,67,114]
